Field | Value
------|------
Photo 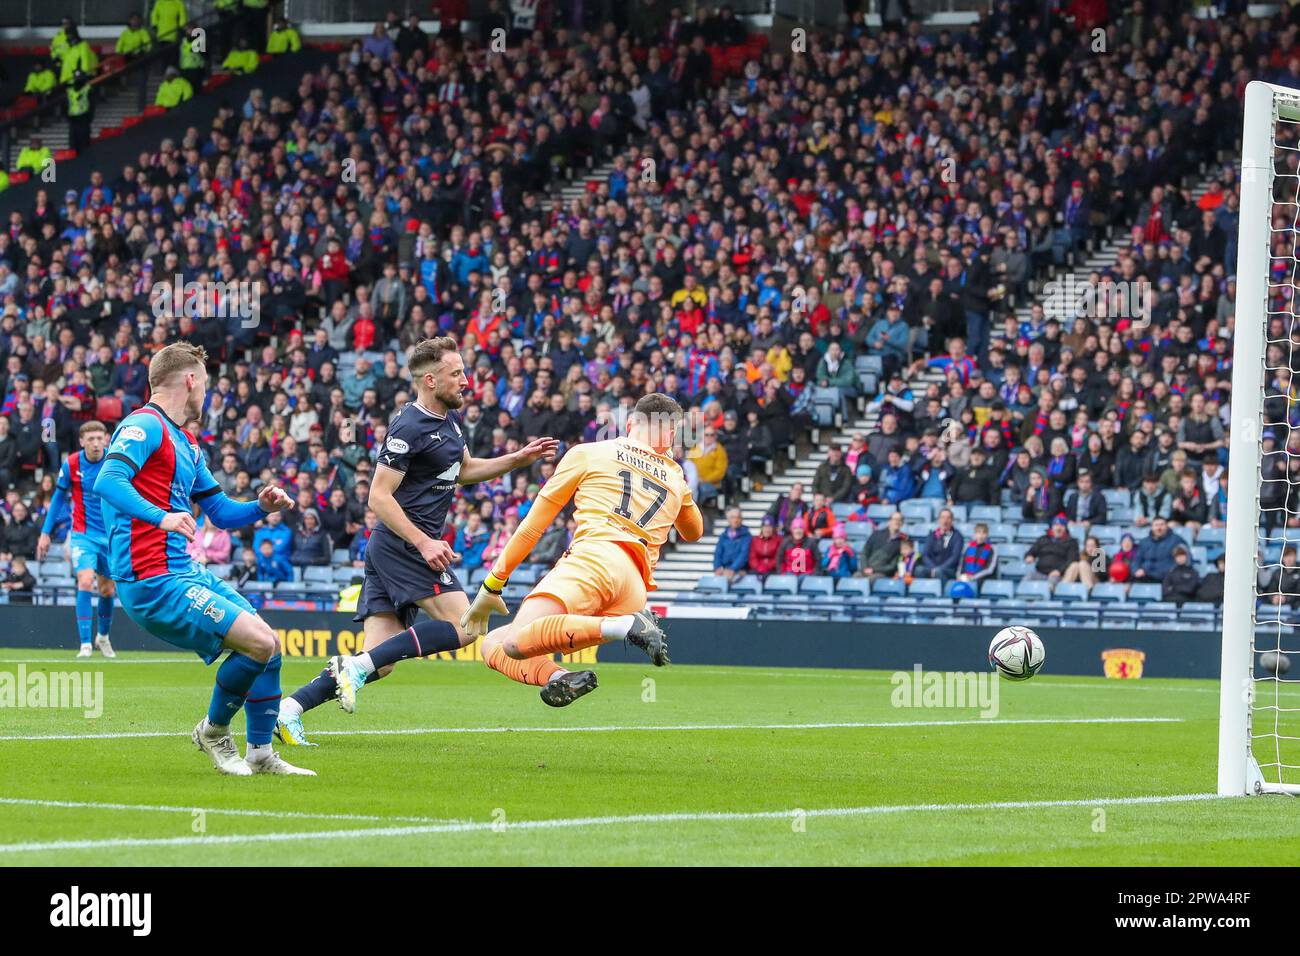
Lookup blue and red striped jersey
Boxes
[100,403,222,582]
[44,451,108,541]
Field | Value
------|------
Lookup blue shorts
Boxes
[68,532,110,577]
[117,565,254,664]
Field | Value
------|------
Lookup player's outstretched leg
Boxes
[512,608,669,667]
[94,578,116,658]
[481,596,597,708]
[193,651,266,776]
[329,619,461,714]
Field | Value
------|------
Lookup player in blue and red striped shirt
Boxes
[37,421,116,658]
[94,343,312,777]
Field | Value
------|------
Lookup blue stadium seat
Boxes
[1016,523,1048,542]
[835,578,873,601]
[980,579,1015,600]
[331,548,349,564]
[1196,527,1226,547]
[1091,525,1122,546]
[209,563,232,579]
[998,542,1030,561]
[969,505,1002,523]
[1015,579,1053,602]
[855,354,884,375]
[908,578,943,598]
[1109,505,1134,524]
[334,566,358,583]
[1091,582,1128,603]
[468,567,489,587]
[901,500,935,522]
[38,560,71,579]
[303,566,333,584]
[999,564,1028,581]
[989,523,1016,543]
[764,575,799,597]
[867,504,895,522]
[1054,582,1089,602]
[1102,488,1130,509]
[872,578,906,597]
[513,566,541,585]
[831,503,855,520]
[800,577,835,599]
[729,576,763,597]
[945,504,968,523]
[694,575,728,595]
[1128,583,1162,603]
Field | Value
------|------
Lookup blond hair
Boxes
[147,342,208,389]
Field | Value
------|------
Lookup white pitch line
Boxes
[0,715,1185,743]
[0,792,1225,855]
[0,796,467,826]
[0,658,194,665]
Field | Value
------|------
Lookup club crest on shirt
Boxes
[190,444,201,463]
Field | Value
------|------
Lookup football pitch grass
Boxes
[1,649,1298,866]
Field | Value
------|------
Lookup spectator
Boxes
[256,538,293,585]
[861,511,907,579]
[1132,473,1172,528]
[688,425,727,509]
[820,525,858,579]
[894,537,918,583]
[813,446,854,503]
[806,493,836,539]
[1170,468,1209,537]
[1024,517,1080,583]
[879,447,917,504]
[253,510,292,563]
[1198,553,1226,605]
[1022,469,1062,523]
[955,523,998,588]
[1063,470,1108,529]
[748,515,781,578]
[712,507,751,582]
[2,503,38,559]
[766,482,809,534]
[1063,535,1107,589]
[1162,545,1202,605]
[454,512,490,570]
[1132,518,1189,583]
[229,548,258,588]
[948,447,998,506]
[350,510,377,567]
[187,511,232,566]
[916,509,964,582]
[2,556,35,605]
[777,519,818,576]
[1109,534,1139,584]
[289,509,332,568]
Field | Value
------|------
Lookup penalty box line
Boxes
[0,715,1186,742]
[0,793,1225,855]
[0,796,469,827]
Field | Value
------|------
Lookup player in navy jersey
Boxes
[94,343,311,777]
[276,336,557,746]
[37,420,117,658]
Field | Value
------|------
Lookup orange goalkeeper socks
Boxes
[485,644,561,686]
[514,615,607,657]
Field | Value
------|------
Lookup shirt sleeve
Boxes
[104,413,163,474]
[375,414,421,474]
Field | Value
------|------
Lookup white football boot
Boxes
[192,719,253,776]
[245,748,316,776]
[94,635,116,658]
[76,645,93,659]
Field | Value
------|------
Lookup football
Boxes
[988,626,1046,682]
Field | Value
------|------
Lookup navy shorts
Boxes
[355,528,464,629]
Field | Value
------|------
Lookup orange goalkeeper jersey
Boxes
[489,437,703,589]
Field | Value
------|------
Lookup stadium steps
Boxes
[11,75,166,153]
[653,370,946,592]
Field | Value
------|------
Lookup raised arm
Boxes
[456,436,560,486]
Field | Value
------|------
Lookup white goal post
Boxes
[1218,80,1300,796]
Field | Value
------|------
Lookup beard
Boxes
[435,384,466,409]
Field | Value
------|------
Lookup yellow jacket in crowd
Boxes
[16,144,52,174]
[155,75,193,108]
[221,47,259,74]
[688,441,728,486]
[267,25,301,54]
[116,26,154,56]
[150,0,189,42]
[24,66,56,96]
[59,40,98,85]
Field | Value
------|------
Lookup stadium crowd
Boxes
[0,0,1293,612]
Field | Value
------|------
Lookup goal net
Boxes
[1221,81,1300,795]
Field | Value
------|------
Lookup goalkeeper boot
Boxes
[539,670,599,708]
[246,747,316,776]
[625,609,669,666]
[328,654,369,714]
[192,718,253,776]
[274,703,316,747]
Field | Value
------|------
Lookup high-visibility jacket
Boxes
[0,170,8,193]
[150,0,189,42]
[266,27,301,54]
[24,68,56,95]
[16,145,51,174]
[50,29,71,64]
[59,41,98,85]
[155,76,193,108]
[221,48,258,74]
[243,0,269,9]
[215,0,238,9]
[179,39,204,71]
[67,83,91,117]
[336,583,360,612]
[116,27,154,56]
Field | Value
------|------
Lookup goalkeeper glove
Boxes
[461,573,509,639]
